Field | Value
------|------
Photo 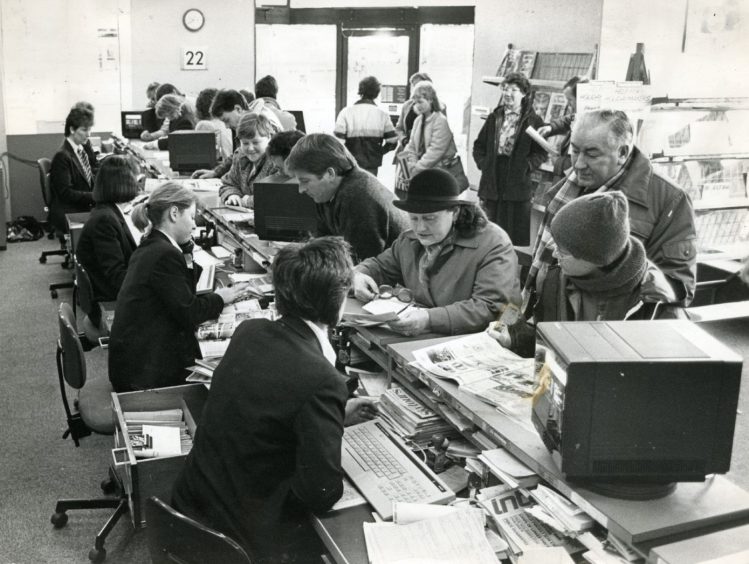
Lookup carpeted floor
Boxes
[0,238,747,564]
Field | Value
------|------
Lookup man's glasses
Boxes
[377,284,413,303]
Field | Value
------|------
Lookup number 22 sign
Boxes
[181,47,207,70]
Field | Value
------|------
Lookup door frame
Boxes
[254,6,474,119]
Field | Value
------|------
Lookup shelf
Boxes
[651,153,749,162]
[482,75,565,89]
[693,199,749,211]
[650,96,749,110]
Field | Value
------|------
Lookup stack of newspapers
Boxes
[378,385,455,446]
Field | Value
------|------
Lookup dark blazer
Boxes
[172,316,348,561]
[156,115,196,150]
[49,140,96,233]
[108,230,223,392]
[473,97,547,202]
[76,203,138,302]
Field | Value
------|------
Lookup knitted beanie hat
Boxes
[551,191,630,266]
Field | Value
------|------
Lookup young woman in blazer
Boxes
[108,182,246,392]
[76,155,144,304]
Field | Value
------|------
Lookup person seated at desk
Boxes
[194,87,233,161]
[142,94,197,151]
[219,112,282,207]
[263,129,305,182]
[172,237,376,564]
[489,192,679,357]
[353,168,521,337]
[140,82,181,142]
[286,133,409,262]
[108,182,246,392]
[76,155,144,306]
[49,105,98,237]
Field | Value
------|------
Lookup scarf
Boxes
[417,229,456,286]
[521,155,634,316]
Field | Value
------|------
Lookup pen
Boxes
[396,302,412,315]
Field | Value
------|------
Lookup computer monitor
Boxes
[168,131,217,175]
[533,320,742,491]
[253,181,317,242]
[121,111,146,139]
[288,110,306,133]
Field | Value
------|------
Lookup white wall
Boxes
[598,0,749,98]
[130,0,255,105]
[467,0,603,180]
[0,0,124,134]
[289,0,474,6]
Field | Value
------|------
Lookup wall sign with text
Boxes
[181,47,207,70]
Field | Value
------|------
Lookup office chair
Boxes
[38,158,74,297]
[74,259,108,346]
[51,303,128,564]
[145,497,252,564]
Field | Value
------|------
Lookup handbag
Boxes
[436,155,470,190]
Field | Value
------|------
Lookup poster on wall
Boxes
[97,28,118,72]
[576,81,652,138]
[684,0,749,55]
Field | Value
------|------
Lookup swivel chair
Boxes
[146,497,252,564]
[50,303,128,563]
[38,158,74,297]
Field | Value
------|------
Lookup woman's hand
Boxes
[387,308,430,337]
[191,169,216,179]
[537,125,552,138]
[241,194,253,208]
[224,195,244,207]
[486,322,512,348]
[344,397,378,427]
[214,283,249,305]
[352,271,379,302]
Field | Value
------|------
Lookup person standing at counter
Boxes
[173,237,375,564]
[286,133,408,262]
[108,183,245,392]
[352,168,521,336]
[219,113,282,208]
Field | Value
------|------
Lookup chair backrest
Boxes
[58,302,87,390]
[38,158,53,208]
[74,259,98,319]
[145,497,252,564]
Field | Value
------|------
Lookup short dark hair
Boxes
[93,155,141,204]
[155,83,180,101]
[272,236,354,326]
[236,112,282,141]
[454,203,489,238]
[240,89,255,104]
[267,130,305,159]
[358,76,381,99]
[255,75,279,99]
[286,133,357,177]
[504,72,531,95]
[64,107,94,137]
[210,89,249,118]
[72,101,95,113]
[195,88,218,121]
[563,75,588,97]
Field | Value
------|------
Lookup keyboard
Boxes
[341,418,454,520]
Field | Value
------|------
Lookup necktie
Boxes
[77,146,93,185]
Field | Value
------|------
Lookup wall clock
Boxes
[183,9,205,32]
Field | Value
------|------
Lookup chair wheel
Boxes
[100,478,117,495]
[89,547,106,563]
[50,290,58,299]
[50,511,68,528]
[39,255,47,264]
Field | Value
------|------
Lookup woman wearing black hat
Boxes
[352,168,521,336]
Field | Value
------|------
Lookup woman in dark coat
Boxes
[108,182,245,392]
[76,155,143,304]
[473,72,547,246]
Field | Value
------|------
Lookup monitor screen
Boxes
[533,320,742,486]
[288,110,306,133]
[121,111,145,139]
[168,131,217,175]
[253,181,317,242]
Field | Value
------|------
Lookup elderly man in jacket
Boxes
[523,109,697,316]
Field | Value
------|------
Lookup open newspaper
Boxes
[411,332,535,420]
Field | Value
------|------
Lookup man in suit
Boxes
[49,105,97,236]
[172,237,376,563]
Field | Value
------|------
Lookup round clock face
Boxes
[183,9,205,32]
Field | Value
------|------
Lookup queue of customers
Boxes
[47,73,698,562]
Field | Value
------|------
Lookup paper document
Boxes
[198,339,230,359]
[525,126,559,156]
[363,508,500,564]
[331,477,368,511]
[362,298,412,316]
[141,424,182,457]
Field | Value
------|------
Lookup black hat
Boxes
[394,169,470,214]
